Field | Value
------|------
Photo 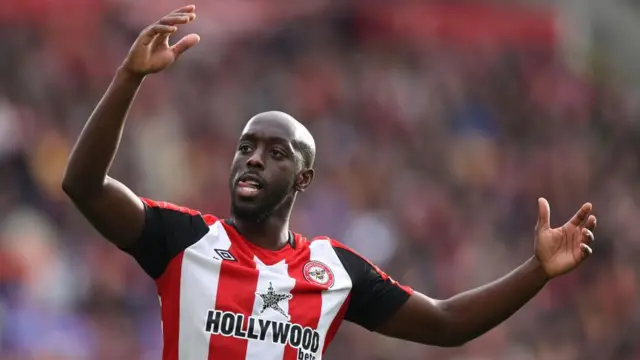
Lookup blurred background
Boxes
[1,0,640,359]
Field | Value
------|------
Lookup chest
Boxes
[172,228,352,332]
[187,248,346,325]
[158,224,355,359]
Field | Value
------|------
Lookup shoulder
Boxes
[141,197,219,225]
[127,197,221,279]
[307,236,414,331]
[315,236,413,292]
[311,237,377,271]
[306,237,375,279]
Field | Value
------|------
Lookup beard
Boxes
[231,199,275,223]
[230,177,295,223]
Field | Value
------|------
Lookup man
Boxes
[62,5,597,360]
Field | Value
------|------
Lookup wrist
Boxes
[526,256,551,284]
[115,66,146,85]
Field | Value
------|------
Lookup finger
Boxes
[140,25,177,45]
[536,198,551,231]
[170,4,196,14]
[582,228,595,244]
[579,243,593,257]
[158,13,196,26]
[152,32,172,49]
[171,33,201,57]
[569,202,592,226]
[151,14,195,48]
[149,25,176,48]
[584,215,597,231]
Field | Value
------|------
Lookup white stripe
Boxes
[178,221,231,360]
[309,239,352,358]
[244,258,296,360]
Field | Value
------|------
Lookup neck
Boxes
[230,215,291,251]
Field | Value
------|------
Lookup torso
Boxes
[156,220,351,360]
[129,198,412,360]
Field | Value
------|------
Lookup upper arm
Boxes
[332,241,453,346]
[332,242,414,332]
[375,291,454,346]
[66,177,211,278]
[123,197,211,278]
[66,176,146,249]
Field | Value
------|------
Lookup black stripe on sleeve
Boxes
[333,246,411,331]
[122,201,209,279]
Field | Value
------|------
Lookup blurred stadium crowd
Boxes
[1,1,639,360]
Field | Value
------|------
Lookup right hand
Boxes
[121,5,200,77]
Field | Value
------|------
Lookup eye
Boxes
[270,148,286,160]
[238,144,253,154]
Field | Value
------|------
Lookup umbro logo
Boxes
[214,249,237,262]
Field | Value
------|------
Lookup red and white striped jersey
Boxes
[124,198,413,360]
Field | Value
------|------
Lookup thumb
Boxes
[536,197,551,231]
[171,33,201,57]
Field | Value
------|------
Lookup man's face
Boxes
[228,118,301,221]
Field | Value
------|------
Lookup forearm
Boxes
[63,68,144,196]
[439,257,548,345]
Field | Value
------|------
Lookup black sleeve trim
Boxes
[333,246,411,331]
[122,202,209,279]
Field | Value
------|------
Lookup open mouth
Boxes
[235,174,265,198]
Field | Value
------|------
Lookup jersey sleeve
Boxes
[331,241,414,331]
[121,198,212,279]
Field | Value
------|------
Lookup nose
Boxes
[246,149,265,170]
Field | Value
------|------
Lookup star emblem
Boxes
[257,282,292,320]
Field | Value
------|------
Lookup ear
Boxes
[295,168,314,192]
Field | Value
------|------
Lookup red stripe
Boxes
[141,197,201,216]
[208,243,259,360]
[283,247,324,360]
[156,252,185,360]
[323,294,350,354]
[202,214,219,226]
[141,197,219,227]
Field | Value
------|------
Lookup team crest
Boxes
[303,261,334,288]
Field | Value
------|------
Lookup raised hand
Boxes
[121,5,200,77]
[534,198,597,279]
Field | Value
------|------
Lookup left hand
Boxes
[534,198,597,279]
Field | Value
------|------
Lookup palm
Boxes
[133,38,177,74]
[533,198,596,278]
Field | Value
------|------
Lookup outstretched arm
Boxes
[62,5,200,249]
[377,257,547,347]
[376,199,597,347]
